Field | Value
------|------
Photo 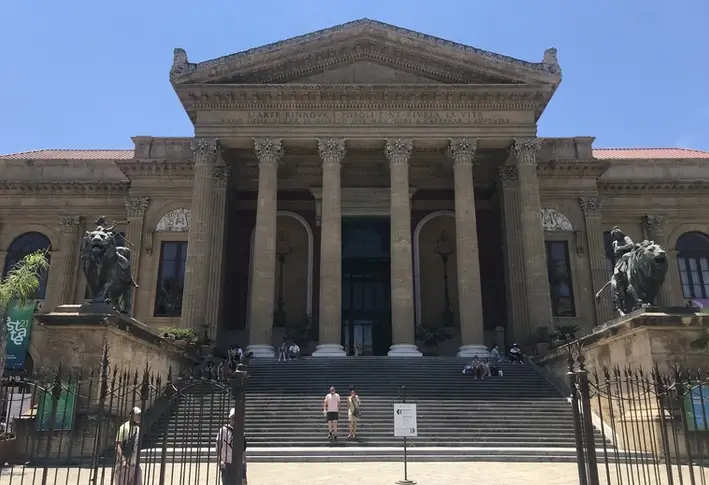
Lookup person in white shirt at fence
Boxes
[216,408,247,485]
[114,407,142,485]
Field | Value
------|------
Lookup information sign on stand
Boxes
[394,399,418,485]
[394,403,418,437]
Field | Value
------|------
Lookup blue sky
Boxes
[1,0,707,153]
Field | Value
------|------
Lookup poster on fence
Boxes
[683,384,709,431]
[4,300,35,370]
[36,380,77,431]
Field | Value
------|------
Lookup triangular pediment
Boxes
[170,19,561,86]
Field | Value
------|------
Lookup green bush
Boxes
[159,326,198,344]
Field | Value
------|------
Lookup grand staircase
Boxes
[143,357,615,462]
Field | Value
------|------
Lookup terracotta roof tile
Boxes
[592,148,709,160]
[0,149,134,160]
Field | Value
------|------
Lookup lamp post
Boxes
[434,230,455,328]
[274,231,291,328]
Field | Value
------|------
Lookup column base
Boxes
[457,345,490,358]
[312,344,347,357]
[387,344,423,357]
[247,344,275,359]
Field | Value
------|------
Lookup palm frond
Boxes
[0,251,50,310]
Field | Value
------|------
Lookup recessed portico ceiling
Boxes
[169,18,562,86]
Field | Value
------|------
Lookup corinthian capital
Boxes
[512,138,542,166]
[253,138,283,166]
[124,196,151,218]
[579,197,603,218]
[60,215,82,234]
[190,138,220,165]
[447,138,478,166]
[317,138,347,165]
[213,166,231,188]
[643,214,666,234]
[384,139,413,166]
[497,166,518,186]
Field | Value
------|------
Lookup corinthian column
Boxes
[181,138,219,331]
[512,138,553,335]
[52,216,83,309]
[643,214,674,307]
[385,139,421,357]
[204,166,230,341]
[247,138,283,358]
[447,139,487,357]
[124,196,150,316]
[579,197,613,324]
[312,139,347,357]
[497,165,529,343]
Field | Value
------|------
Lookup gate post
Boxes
[567,351,588,485]
[230,367,249,485]
[577,354,600,485]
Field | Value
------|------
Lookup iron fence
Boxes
[568,348,709,485]
[0,348,248,485]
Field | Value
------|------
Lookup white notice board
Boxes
[394,403,418,437]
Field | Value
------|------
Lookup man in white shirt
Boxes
[114,407,142,485]
[216,408,247,485]
[323,386,341,440]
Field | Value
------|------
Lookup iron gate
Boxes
[568,346,709,485]
[0,348,247,485]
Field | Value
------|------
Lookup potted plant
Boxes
[535,326,551,357]
[159,326,198,350]
[550,324,579,348]
[0,431,16,464]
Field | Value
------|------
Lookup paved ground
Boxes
[2,461,708,485]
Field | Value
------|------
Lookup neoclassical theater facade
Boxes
[2,19,709,361]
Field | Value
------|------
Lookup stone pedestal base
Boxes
[457,345,490,358]
[312,344,347,357]
[247,344,276,359]
[387,344,423,357]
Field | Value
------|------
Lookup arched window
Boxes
[2,232,52,299]
[154,241,188,317]
[677,232,709,300]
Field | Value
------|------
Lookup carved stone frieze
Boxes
[59,215,82,234]
[116,160,194,180]
[0,181,129,197]
[156,208,191,232]
[212,166,231,188]
[124,196,151,218]
[181,84,547,112]
[540,208,574,232]
[317,138,347,164]
[384,139,413,165]
[190,138,220,165]
[579,196,603,218]
[447,138,478,166]
[536,160,610,179]
[496,166,518,187]
[599,181,709,196]
[512,138,542,166]
[253,138,284,166]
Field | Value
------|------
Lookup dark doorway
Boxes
[341,218,392,356]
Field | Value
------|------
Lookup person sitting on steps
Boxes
[508,343,523,363]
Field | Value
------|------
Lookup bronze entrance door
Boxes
[341,219,392,356]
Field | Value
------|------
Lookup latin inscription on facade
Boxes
[202,110,514,126]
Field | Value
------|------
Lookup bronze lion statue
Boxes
[596,240,668,315]
[80,221,137,313]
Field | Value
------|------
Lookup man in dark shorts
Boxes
[323,386,341,440]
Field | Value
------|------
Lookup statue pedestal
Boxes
[34,305,198,373]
